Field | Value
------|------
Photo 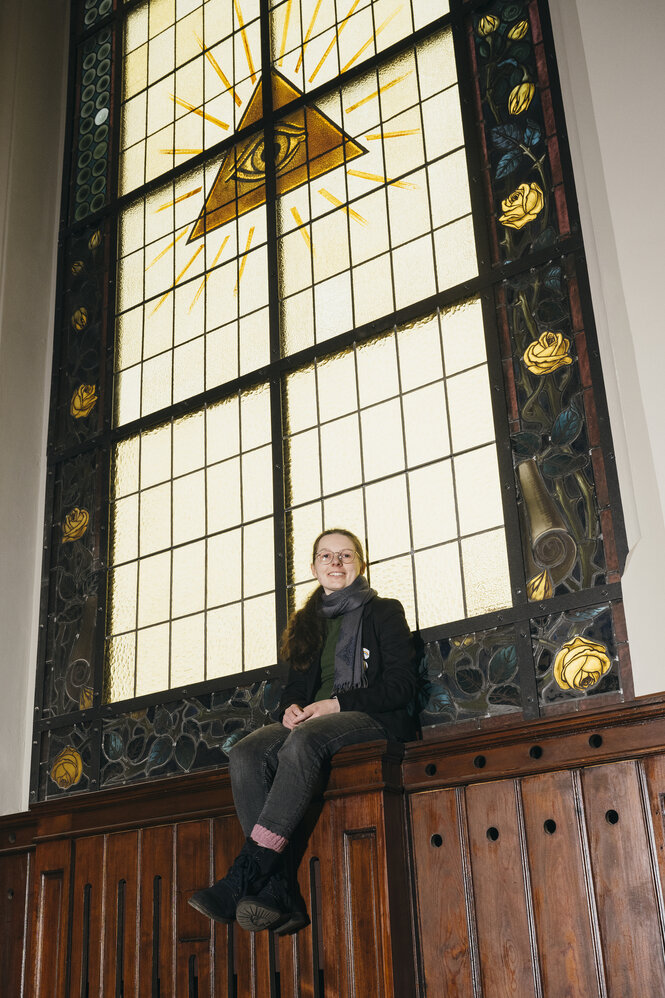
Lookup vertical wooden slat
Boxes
[641,754,665,910]
[68,835,104,998]
[29,839,72,998]
[408,787,476,996]
[175,820,213,998]
[521,770,604,997]
[465,779,538,997]
[138,825,175,998]
[102,831,139,998]
[0,851,30,998]
[343,828,385,998]
[582,761,665,997]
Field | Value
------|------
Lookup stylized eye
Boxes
[233,122,306,182]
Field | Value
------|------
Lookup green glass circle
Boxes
[98,42,111,60]
[98,29,111,43]
[94,124,109,143]
[95,93,109,110]
[92,158,106,177]
[96,75,110,94]
[74,203,89,221]
[80,100,95,118]
[78,167,91,185]
[92,141,108,160]
[79,133,93,151]
[90,193,106,213]
[84,10,96,25]
[76,184,91,203]
[94,108,109,126]
[97,59,111,77]
[82,84,95,103]
[91,176,106,195]
[80,117,93,135]
[99,0,112,14]
[85,0,96,8]
[82,53,96,70]
[78,150,92,168]
[82,68,96,87]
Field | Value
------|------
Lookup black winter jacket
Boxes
[278,595,418,742]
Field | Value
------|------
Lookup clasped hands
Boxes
[282,698,340,729]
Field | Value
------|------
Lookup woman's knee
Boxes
[229,723,285,776]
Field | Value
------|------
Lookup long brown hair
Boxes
[279,528,367,670]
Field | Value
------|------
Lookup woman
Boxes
[189,528,417,933]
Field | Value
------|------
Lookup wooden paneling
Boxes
[138,824,176,998]
[175,820,213,997]
[29,840,72,998]
[0,850,30,998]
[69,835,104,998]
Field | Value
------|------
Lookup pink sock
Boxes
[250,823,288,853]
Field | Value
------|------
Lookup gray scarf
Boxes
[318,575,376,693]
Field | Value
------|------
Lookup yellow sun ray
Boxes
[160,147,205,155]
[347,169,418,190]
[341,6,403,73]
[278,0,293,66]
[318,188,367,226]
[308,0,361,83]
[365,129,420,140]
[234,0,257,83]
[147,225,190,270]
[189,235,230,311]
[156,187,203,213]
[170,93,229,131]
[194,33,242,107]
[291,206,314,252]
[152,244,205,314]
[234,226,256,295]
[345,72,411,113]
[295,0,324,73]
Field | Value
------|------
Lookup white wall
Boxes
[1,0,664,815]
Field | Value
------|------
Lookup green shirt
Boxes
[315,616,342,701]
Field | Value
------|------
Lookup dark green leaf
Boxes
[147,735,172,772]
[175,735,196,771]
[489,645,519,684]
[551,404,583,445]
[541,453,588,478]
[488,684,522,706]
[456,667,485,696]
[512,431,542,457]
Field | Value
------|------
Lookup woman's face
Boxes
[311,532,363,595]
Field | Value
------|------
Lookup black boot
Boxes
[236,866,309,934]
[188,838,281,924]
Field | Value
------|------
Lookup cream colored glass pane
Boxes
[135,623,169,696]
[141,423,172,489]
[146,125,175,184]
[429,151,471,229]
[126,4,149,53]
[361,400,405,481]
[434,216,477,291]
[171,613,205,687]
[114,365,141,426]
[207,528,242,607]
[352,254,394,327]
[402,382,450,467]
[204,0,234,39]
[365,476,410,561]
[121,92,147,151]
[207,396,240,464]
[462,529,512,617]
[447,367,495,453]
[382,107,423,180]
[422,88,464,162]
[105,633,136,703]
[242,446,273,521]
[149,0,175,38]
[287,429,321,507]
[206,322,239,390]
[207,458,241,532]
[244,518,275,598]
[454,445,503,537]
[112,494,139,565]
[392,235,436,311]
[148,31,175,88]
[174,281,205,346]
[369,555,415,629]
[109,562,138,635]
[376,51,418,119]
[173,410,205,478]
[142,351,173,416]
[238,248,269,320]
[205,259,238,321]
[277,182,310,238]
[176,9,203,65]
[285,367,317,435]
[171,539,205,617]
[322,488,365,545]
[120,142,145,197]
[315,271,353,344]
[335,4,373,73]
[244,594,276,669]
[441,299,487,375]
[311,210,350,284]
[288,502,322,585]
[138,551,171,627]
[173,337,205,404]
[117,247,144,313]
[240,308,270,378]
[356,334,399,407]
[387,170,430,248]
[396,314,442,391]
[412,0,448,29]
[114,436,140,498]
[316,351,357,423]
[414,543,464,628]
[173,469,205,544]
[207,604,242,679]
[116,308,143,372]
[320,416,361,495]
[416,29,456,100]
[409,461,457,549]
[119,202,144,260]
[139,482,171,556]
[281,290,315,356]
[241,385,271,450]
[348,189,389,266]
[278,228,312,299]
[124,43,148,101]
[143,302,173,361]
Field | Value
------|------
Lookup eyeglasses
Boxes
[315,549,358,565]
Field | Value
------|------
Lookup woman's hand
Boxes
[282,699,340,728]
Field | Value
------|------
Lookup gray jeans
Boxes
[227,712,386,841]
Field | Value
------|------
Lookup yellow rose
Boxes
[478,14,499,36]
[70,384,98,419]
[71,260,85,277]
[523,332,573,375]
[553,636,611,692]
[451,634,476,647]
[527,570,553,600]
[88,229,102,250]
[50,746,83,789]
[499,182,544,229]
[508,20,529,40]
[71,307,88,331]
[508,82,536,115]
[62,507,90,543]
